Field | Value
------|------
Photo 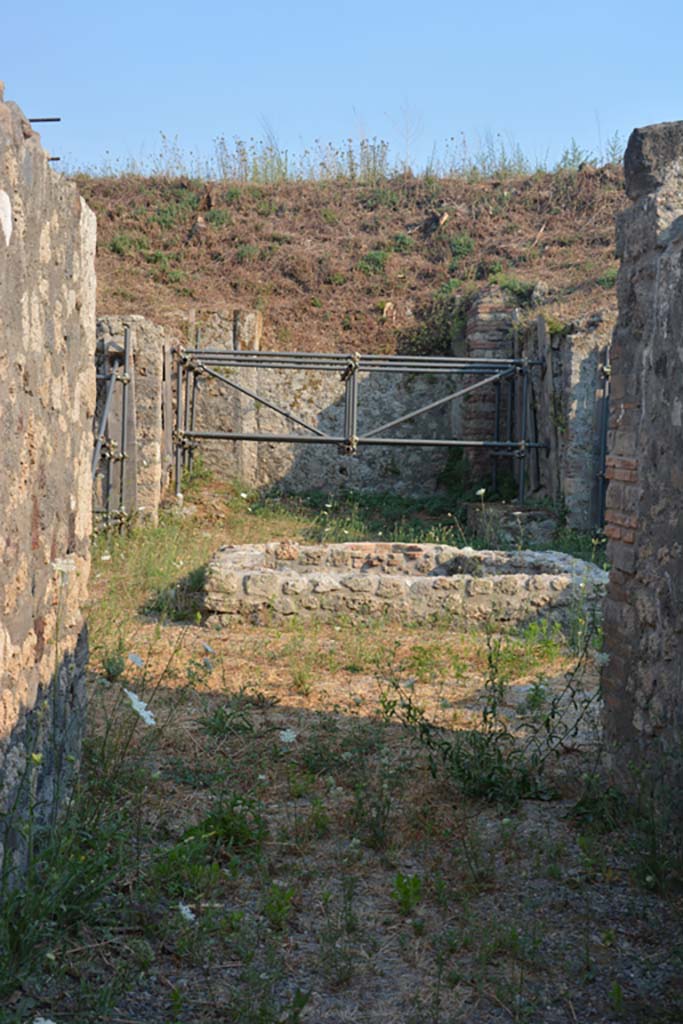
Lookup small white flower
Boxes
[52,557,76,576]
[476,487,486,498]
[342,529,349,535]
[377,531,383,537]
[178,901,196,922]
[128,652,144,668]
[123,688,156,726]
[324,502,333,509]
[257,773,267,782]
[240,492,248,499]
[279,728,298,744]
[100,552,111,561]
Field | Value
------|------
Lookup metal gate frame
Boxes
[172,346,546,503]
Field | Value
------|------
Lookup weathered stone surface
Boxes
[0,88,95,879]
[624,121,683,199]
[519,311,614,530]
[602,122,683,820]
[204,541,606,627]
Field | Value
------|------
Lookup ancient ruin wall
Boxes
[190,311,454,495]
[0,88,96,875]
[602,122,683,815]
[526,312,614,529]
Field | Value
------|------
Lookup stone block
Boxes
[624,121,683,198]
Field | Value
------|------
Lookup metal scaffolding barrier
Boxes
[172,346,546,502]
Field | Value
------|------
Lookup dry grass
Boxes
[76,168,625,352]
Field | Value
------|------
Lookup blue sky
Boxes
[4,0,683,172]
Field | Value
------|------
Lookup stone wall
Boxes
[0,87,96,879]
[190,313,454,496]
[461,287,613,529]
[525,312,614,529]
[601,122,683,818]
[205,541,607,628]
[104,299,612,520]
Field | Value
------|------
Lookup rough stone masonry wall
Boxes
[463,288,613,529]
[0,87,96,877]
[526,312,614,529]
[602,122,683,817]
[191,311,453,495]
[205,541,607,628]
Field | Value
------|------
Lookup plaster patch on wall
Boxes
[0,189,12,246]
[672,397,682,427]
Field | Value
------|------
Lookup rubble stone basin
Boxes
[204,541,607,628]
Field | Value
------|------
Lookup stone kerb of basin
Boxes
[204,541,607,627]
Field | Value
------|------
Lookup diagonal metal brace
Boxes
[199,361,332,439]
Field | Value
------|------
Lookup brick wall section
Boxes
[601,121,683,819]
[463,285,515,483]
[0,87,96,878]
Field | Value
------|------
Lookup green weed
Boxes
[391,871,423,915]
[358,249,389,275]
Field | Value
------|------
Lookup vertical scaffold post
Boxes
[188,369,199,474]
[183,359,192,472]
[175,352,184,500]
[119,326,131,516]
[340,352,360,454]
[492,379,501,493]
[518,361,529,506]
[596,346,611,529]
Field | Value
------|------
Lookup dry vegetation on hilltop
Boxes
[76,167,626,351]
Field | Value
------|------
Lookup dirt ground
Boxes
[8,487,681,1024]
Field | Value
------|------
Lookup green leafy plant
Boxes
[358,249,389,275]
[262,881,296,930]
[391,872,423,915]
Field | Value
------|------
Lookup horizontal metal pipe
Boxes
[185,429,546,449]
[186,359,527,375]
[188,355,522,367]
[184,347,541,367]
[189,356,534,366]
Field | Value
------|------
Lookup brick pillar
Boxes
[462,286,515,483]
[601,121,683,820]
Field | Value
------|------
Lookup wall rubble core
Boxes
[205,541,606,628]
[602,121,683,818]
[0,86,96,879]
